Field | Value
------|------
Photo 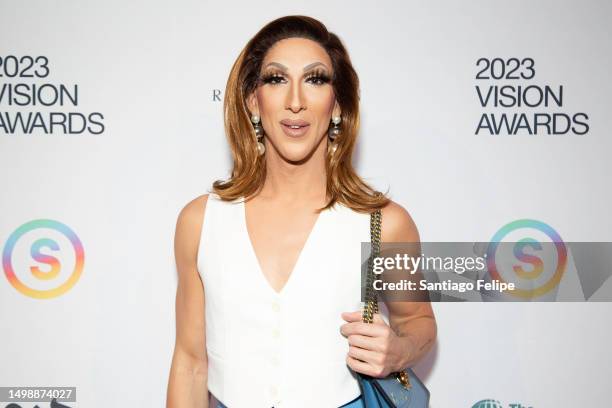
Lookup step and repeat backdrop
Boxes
[1,0,611,407]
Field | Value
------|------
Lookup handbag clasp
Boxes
[396,370,412,389]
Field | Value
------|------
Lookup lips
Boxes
[281,119,310,127]
[280,119,310,137]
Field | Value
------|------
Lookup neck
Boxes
[258,140,328,204]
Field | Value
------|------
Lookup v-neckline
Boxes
[241,197,326,297]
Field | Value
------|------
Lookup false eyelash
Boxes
[305,70,331,85]
[259,72,285,85]
[259,70,331,86]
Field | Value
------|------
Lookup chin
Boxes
[276,142,315,162]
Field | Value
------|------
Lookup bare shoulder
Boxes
[379,199,420,243]
[174,194,210,266]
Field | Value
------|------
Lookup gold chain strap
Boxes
[362,199,412,389]
[362,207,381,324]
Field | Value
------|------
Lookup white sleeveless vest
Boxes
[198,193,370,408]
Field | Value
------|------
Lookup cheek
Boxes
[303,90,336,123]
[257,88,285,112]
[305,87,335,108]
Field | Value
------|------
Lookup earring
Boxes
[328,115,341,155]
[251,114,265,156]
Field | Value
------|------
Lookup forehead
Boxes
[262,37,332,70]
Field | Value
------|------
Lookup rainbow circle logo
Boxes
[486,219,567,299]
[2,219,84,299]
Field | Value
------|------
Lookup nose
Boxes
[286,79,305,113]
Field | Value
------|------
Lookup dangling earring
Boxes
[251,114,265,156]
[328,115,341,155]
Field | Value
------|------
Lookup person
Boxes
[166,15,437,408]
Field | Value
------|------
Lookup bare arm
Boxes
[381,201,437,368]
[166,194,209,408]
[341,200,437,377]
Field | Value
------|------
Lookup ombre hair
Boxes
[212,15,390,213]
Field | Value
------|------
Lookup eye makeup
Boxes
[258,68,331,86]
[305,69,331,85]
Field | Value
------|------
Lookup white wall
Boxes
[1,1,610,407]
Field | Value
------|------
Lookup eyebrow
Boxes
[263,61,329,72]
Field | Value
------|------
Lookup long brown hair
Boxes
[212,15,390,214]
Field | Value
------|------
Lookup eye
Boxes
[259,71,332,86]
[260,73,286,86]
[305,72,331,86]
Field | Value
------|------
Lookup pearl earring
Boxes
[328,115,341,155]
[251,114,265,156]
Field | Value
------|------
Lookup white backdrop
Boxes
[1,0,611,407]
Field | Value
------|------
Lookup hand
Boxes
[340,310,413,378]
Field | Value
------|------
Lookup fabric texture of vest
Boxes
[198,192,371,408]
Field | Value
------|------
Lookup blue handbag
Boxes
[354,207,430,408]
